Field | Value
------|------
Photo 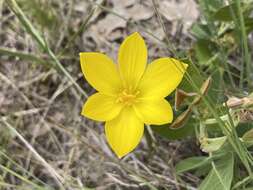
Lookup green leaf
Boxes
[194,39,217,66]
[208,68,224,104]
[213,2,253,22]
[179,59,203,92]
[242,128,253,141]
[151,117,196,140]
[191,23,212,39]
[199,153,234,190]
[213,3,237,21]
[236,122,253,139]
[176,156,211,174]
[151,124,194,140]
[245,18,253,34]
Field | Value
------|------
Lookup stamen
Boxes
[116,89,140,106]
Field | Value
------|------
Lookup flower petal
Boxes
[80,52,122,95]
[105,107,144,158]
[81,93,122,121]
[138,58,188,99]
[134,99,173,125]
[118,32,147,88]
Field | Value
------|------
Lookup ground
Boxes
[1,0,253,190]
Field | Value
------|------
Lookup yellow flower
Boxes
[80,32,188,158]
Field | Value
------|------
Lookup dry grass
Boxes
[0,0,203,189]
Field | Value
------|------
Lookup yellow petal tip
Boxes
[183,63,189,69]
[80,108,86,118]
[80,104,90,119]
[114,150,130,159]
[80,110,85,117]
[132,31,140,36]
[116,154,124,159]
[128,32,143,40]
[176,60,188,71]
[79,52,86,57]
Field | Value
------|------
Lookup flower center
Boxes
[116,89,140,106]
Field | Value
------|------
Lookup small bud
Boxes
[170,107,192,129]
[175,89,196,110]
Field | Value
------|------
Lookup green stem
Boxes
[235,0,251,88]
